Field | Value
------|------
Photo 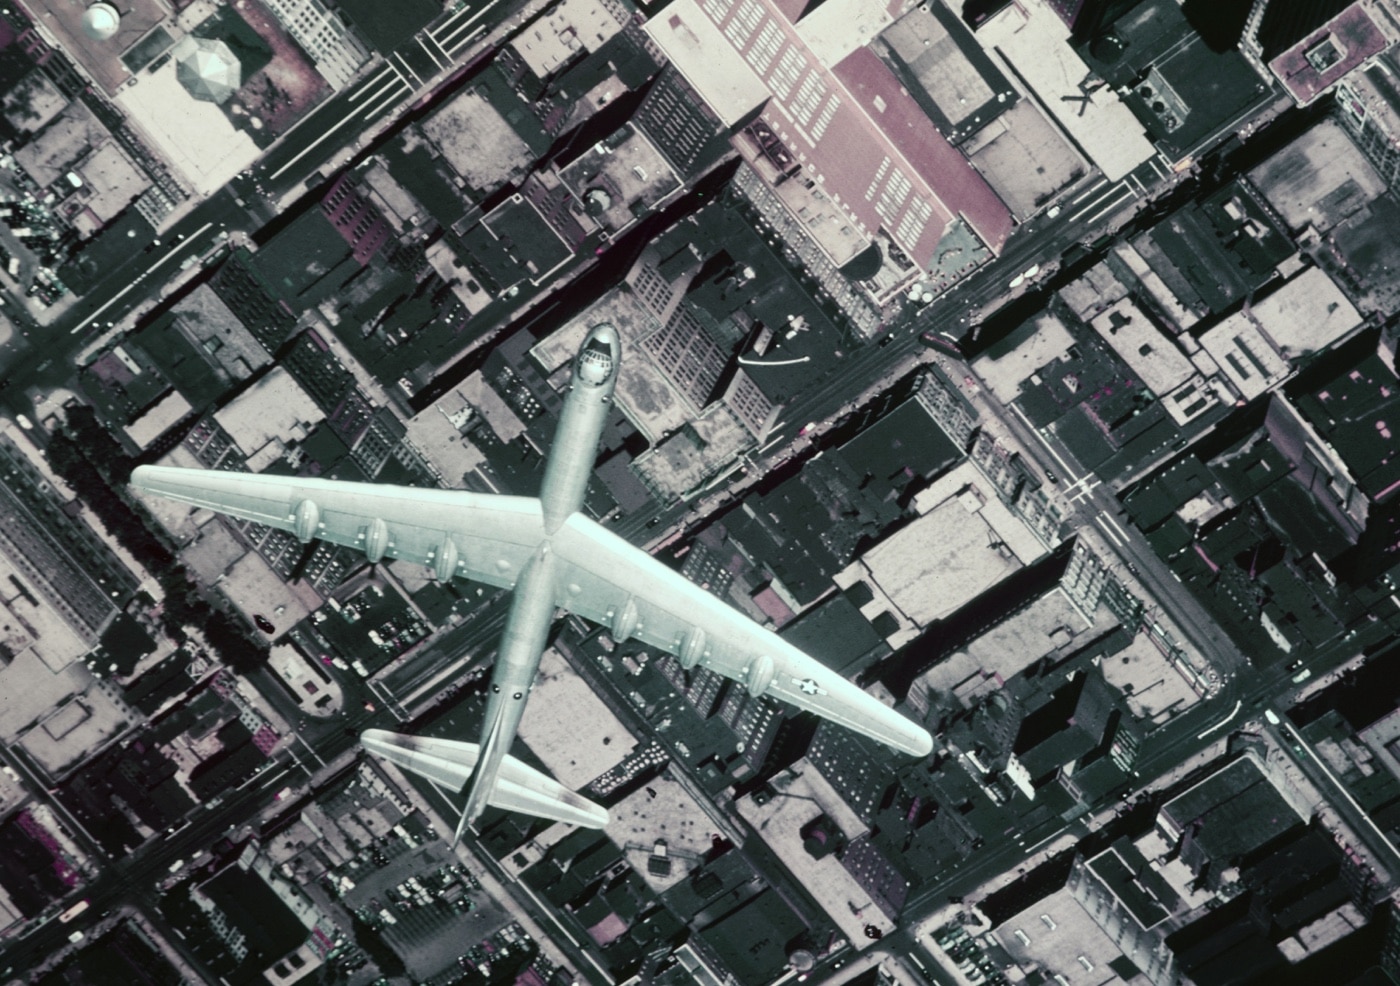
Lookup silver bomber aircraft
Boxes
[131,324,933,840]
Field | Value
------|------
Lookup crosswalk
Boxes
[266,0,498,182]
[1063,154,1175,228]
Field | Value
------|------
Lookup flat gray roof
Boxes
[1249,117,1385,233]
[861,494,1023,628]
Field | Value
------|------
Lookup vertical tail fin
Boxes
[458,708,510,839]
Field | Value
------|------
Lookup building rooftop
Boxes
[779,592,884,676]
[606,773,716,894]
[1249,117,1386,233]
[963,98,1086,221]
[0,586,88,744]
[631,404,753,501]
[558,125,681,235]
[22,0,169,95]
[1199,310,1291,402]
[21,678,132,775]
[647,0,1012,266]
[1138,182,1295,316]
[114,57,260,196]
[1159,757,1304,867]
[698,889,808,984]
[912,458,1048,565]
[166,284,270,381]
[995,883,1144,983]
[507,0,627,79]
[972,311,1077,405]
[1268,3,1392,105]
[640,0,769,127]
[914,582,1105,704]
[1080,0,1271,161]
[726,451,901,605]
[464,174,583,290]
[420,88,534,195]
[1253,266,1363,357]
[837,396,961,487]
[213,366,324,471]
[1296,352,1400,502]
[737,769,897,943]
[14,99,111,189]
[974,0,1155,182]
[73,141,150,226]
[516,647,636,791]
[1084,843,1174,929]
[123,389,194,449]
[860,494,1024,629]
[1089,297,1195,398]
[1,71,67,136]
[878,2,1017,142]
[830,46,1014,254]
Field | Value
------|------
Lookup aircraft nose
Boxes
[586,322,618,355]
[577,323,619,386]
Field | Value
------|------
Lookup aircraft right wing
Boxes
[551,514,934,758]
[130,465,545,592]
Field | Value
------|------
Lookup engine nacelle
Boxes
[292,499,319,543]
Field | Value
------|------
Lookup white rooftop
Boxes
[972,0,1154,181]
[124,389,193,449]
[972,311,1076,405]
[859,492,1023,628]
[403,401,487,489]
[1198,310,1290,401]
[642,0,770,126]
[1089,297,1195,398]
[116,59,259,197]
[213,366,323,470]
[798,0,897,66]
[1253,267,1363,357]
[510,0,626,78]
[517,647,634,789]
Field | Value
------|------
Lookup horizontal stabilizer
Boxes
[362,729,608,830]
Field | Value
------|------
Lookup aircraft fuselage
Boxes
[460,323,619,833]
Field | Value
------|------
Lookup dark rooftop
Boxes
[696,888,806,985]
[251,209,359,309]
[197,862,305,978]
[727,454,904,606]
[1085,843,1174,929]
[837,397,961,490]
[1161,757,1302,872]
[779,593,884,677]
[1140,182,1292,315]
[1295,354,1400,503]
[1082,0,1270,158]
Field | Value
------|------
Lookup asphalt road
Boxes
[0,757,293,979]
[0,0,525,418]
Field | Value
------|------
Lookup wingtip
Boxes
[908,728,935,759]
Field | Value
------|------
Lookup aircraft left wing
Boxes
[551,515,934,758]
[130,465,545,591]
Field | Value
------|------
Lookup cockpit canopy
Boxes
[576,324,618,386]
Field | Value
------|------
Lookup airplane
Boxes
[131,324,934,841]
